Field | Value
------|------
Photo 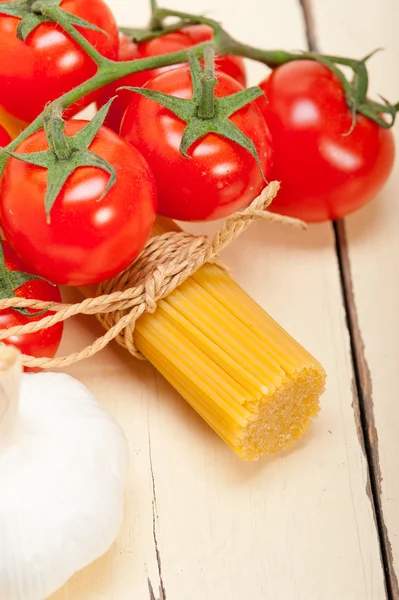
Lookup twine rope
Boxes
[0,182,304,368]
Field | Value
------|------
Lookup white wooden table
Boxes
[50,0,399,598]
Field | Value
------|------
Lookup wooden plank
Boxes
[48,0,386,598]
[308,0,399,596]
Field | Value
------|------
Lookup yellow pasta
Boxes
[0,105,27,138]
[130,217,326,461]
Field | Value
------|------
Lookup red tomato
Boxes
[0,0,119,123]
[99,27,246,133]
[258,60,395,222]
[0,240,63,372]
[99,32,140,132]
[0,121,157,286]
[120,67,273,221]
[0,124,10,146]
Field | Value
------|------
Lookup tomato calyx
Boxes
[149,6,399,129]
[0,100,117,222]
[0,241,52,316]
[121,51,265,172]
[0,0,107,41]
[307,50,398,132]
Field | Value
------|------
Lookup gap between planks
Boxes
[298,0,399,598]
[148,410,167,600]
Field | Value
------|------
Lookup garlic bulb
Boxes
[0,346,129,600]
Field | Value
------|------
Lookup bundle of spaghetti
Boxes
[0,183,326,460]
[94,186,326,460]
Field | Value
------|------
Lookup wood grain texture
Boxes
[309,0,399,596]
[48,0,388,598]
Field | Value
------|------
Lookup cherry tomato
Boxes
[120,67,273,221]
[0,0,119,123]
[0,121,157,286]
[0,240,63,372]
[99,27,246,133]
[258,60,395,222]
[0,123,10,146]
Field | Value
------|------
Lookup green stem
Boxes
[153,6,377,81]
[351,61,369,103]
[197,46,217,119]
[32,2,107,66]
[154,7,358,70]
[43,113,71,160]
[225,41,300,67]
[203,45,215,74]
[216,36,367,72]
[156,7,221,31]
[120,20,189,44]
[149,0,163,31]
[114,45,209,78]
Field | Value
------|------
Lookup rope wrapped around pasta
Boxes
[0,183,326,460]
[85,191,326,460]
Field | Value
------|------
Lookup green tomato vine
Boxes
[0,0,397,218]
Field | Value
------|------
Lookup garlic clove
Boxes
[0,366,129,600]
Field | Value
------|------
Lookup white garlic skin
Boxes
[0,372,129,600]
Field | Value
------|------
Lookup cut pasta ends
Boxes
[133,219,326,461]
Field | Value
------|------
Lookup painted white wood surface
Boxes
[48,1,389,598]
[311,0,399,590]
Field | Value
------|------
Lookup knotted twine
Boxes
[0,182,304,369]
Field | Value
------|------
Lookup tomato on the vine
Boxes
[0,0,119,123]
[0,240,63,372]
[120,67,272,221]
[258,60,395,222]
[0,121,157,286]
[99,26,246,133]
[0,123,10,146]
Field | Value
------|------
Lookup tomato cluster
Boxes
[0,0,396,365]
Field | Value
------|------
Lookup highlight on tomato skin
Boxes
[0,0,119,123]
[120,67,273,222]
[0,240,64,373]
[257,60,396,223]
[0,121,158,287]
[98,26,247,134]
